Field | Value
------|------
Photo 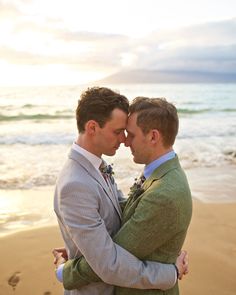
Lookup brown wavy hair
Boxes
[76,87,129,132]
[129,97,179,147]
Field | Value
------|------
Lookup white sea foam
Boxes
[0,83,235,191]
[0,83,236,235]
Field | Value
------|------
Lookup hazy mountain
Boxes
[97,70,236,84]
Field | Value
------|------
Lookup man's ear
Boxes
[150,129,160,144]
[85,120,99,135]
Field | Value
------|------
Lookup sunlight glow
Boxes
[0,0,235,86]
[0,61,106,86]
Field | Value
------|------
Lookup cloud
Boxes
[0,13,235,77]
[0,41,125,72]
[54,30,128,43]
[9,18,129,43]
[0,0,33,18]
[0,1,21,18]
[119,18,236,73]
[0,14,131,72]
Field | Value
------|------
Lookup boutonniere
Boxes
[100,163,115,184]
[100,164,114,176]
[128,176,145,199]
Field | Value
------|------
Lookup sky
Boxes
[0,0,236,86]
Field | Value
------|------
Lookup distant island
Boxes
[97,69,236,84]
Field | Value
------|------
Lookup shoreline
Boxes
[0,187,57,238]
[1,164,236,238]
[0,200,236,294]
[185,165,236,203]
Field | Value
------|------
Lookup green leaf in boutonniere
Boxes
[128,176,145,200]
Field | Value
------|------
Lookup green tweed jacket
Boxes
[63,156,192,294]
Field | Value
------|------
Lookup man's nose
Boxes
[119,131,126,143]
[124,137,130,147]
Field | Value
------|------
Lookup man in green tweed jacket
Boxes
[55,96,192,295]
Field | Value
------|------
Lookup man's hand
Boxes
[175,250,189,280]
[52,247,68,269]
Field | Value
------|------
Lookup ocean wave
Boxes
[178,108,211,114]
[1,104,72,110]
[0,175,57,190]
[0,128,235,145]
[177,130,236,139]
[223,149,236,158]
[0,134,74,145]
[221,108,236,112]
[0,113,74,121]
[177,108,236,114]
[0,149,235,190]
[23,104,36,108]
[0,107,236,122]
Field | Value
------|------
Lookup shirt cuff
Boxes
[174,267,177,284]
[173,264,178,283]
[56,263,65,282]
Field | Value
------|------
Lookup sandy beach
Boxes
[0,199,236,295]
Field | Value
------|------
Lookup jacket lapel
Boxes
[123,156,181,223]
[68,149,122,219]
[106,177,122,218]
[143,155,181,192]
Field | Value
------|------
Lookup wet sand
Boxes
[0,200,236,294]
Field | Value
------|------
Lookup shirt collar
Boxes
[143,150,176,179]
[72,142,102,171]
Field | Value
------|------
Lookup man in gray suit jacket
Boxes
[53,87,188,295]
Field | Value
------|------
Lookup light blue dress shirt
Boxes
[143,150,176,180]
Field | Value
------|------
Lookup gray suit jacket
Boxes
[54,149,176,295]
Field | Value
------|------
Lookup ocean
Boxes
[0,83,236,235]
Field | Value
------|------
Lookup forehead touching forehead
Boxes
[126,113,139,133]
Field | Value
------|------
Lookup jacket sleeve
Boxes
[61,183,177,290]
